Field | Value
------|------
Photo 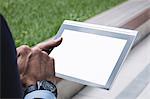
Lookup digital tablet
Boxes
[50,20,138,89]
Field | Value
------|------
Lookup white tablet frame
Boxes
[53,20,138,89]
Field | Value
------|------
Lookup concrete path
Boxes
[72,0,150,99]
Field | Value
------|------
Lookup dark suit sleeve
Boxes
[1,15,23,98]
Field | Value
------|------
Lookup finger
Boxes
[41,51,49,55]
[17,45,31,57]
[31,46,42,52]
[17,45,31,74]
[35,37,63,50]
[40,53,55,76]
[46,57,55,77]
[47,57,56,84]
[49,57,55,75]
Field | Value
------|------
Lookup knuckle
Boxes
[20,45,30,50]
[17,45,31,55]
[32,47,41,54]
[41,51,48,55]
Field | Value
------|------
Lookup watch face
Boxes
[41,80,56,92]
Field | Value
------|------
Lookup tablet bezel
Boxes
[53,20,138,89]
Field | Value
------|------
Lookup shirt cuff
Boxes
[24,90,56,99]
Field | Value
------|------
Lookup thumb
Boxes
[35,37,62,50]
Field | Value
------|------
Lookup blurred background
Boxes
[1,0,149,99]
[0,0,126,47]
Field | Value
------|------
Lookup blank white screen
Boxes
[50,29,127,86]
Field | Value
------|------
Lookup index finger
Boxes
[35,37,62,51]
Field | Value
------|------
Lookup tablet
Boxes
[50,20,138,89]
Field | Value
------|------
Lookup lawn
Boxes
[0,0,126,47]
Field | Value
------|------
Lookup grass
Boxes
[0,0,126,47]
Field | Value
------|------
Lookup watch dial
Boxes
[42,81,56,92]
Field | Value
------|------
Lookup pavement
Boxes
[72,0,150,99]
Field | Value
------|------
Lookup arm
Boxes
[24,80,57,99]
[17,38,62,99]
[1,14,23,98]
[1,14,62,98]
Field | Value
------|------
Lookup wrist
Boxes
[25,79,36,87]
[24,80,57,98]
[21,76,36,87]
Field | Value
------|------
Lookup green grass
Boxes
[0,0,126,47]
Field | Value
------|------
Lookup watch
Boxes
[24,80,57,97]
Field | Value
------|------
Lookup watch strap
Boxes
[24,80,57,97]
[38,80,57,97]
[24,84,37,97]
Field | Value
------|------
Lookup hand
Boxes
[17,38,62,87]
